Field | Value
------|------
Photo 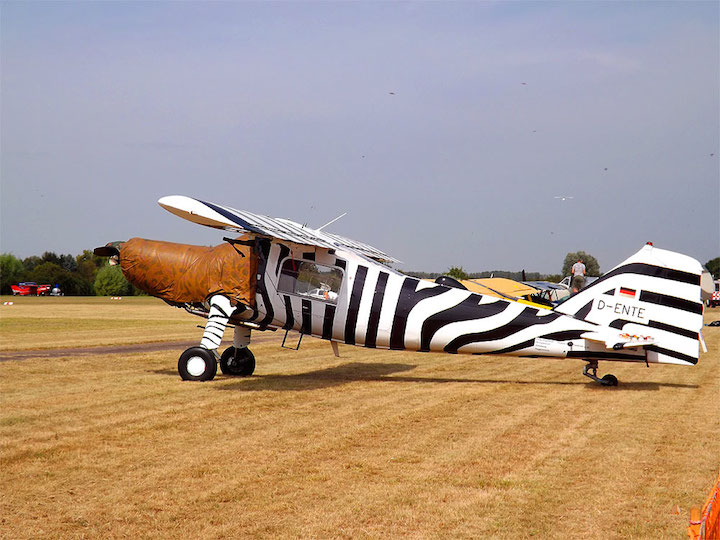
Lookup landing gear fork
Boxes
[582,360,619,386]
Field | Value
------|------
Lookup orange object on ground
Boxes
[688,470,720,539]
[118,237,258,307]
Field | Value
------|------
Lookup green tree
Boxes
[0,254,24,294]
[706,257,720,279]
[31,262,92,295]
[562,251,600,277]
[30,262,65,285]
[76,259,99,285]
[22,256,42,273]
[61,274,94,296]
[59,254,78,272]
[76,249,106,289]
[94,266,132,296]
[41,251,61,265]
[446,266,469,280]
[76,249,106,270]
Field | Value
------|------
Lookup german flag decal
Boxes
[619,287,636,298]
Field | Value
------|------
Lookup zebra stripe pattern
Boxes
[555,245,703,365]
[240,243,602,360]
[200,294,234,350]
[232,241,701,366]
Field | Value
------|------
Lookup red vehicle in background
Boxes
[10,282,51,296]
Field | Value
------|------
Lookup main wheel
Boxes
[219,346,255,377]
[600,374,618,386]
[178,347,217,381]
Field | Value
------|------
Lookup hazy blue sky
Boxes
[2,1,718,273]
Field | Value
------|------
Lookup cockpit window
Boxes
[278,259,343,303]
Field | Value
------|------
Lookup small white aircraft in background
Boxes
[554,196,574,201]
[95,196,704,386]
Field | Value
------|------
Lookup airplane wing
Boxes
[158,195,400,263]
[462,278,540,299]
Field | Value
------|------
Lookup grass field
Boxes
[0,296,194,351]
[1,296,719,538]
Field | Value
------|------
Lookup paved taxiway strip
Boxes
[0,333,282,361]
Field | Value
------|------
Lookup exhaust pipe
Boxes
[93,241,124,265]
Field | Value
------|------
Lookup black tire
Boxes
[178,347,217,381]
[219,346,255,377]
[601,374,618,386]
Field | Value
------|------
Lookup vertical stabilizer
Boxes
[556,244,703,365]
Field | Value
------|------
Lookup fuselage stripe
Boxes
[488,339,535,355]
[365,272,389,348]
[275,244,290,276]
[301,299,312,334]
[639,290,703,314]
[443,307,560,354]
[585,262,700,289]
[344,266,368,345]
[566,350,643,361]
[256,240,275,328]
[419,295,508,352]
[283,295,294,330]
[541,330,585,341]
[322,304,336,340]
[647,320,698,340]
[390,278,446,350]
[645,345,698,364]
[574,300,593,320]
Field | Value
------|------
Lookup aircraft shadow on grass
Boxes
[151,362,697,392]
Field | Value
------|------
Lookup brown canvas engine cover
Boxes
[119,237,258,306]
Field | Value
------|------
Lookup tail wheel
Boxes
[601,374,618,386]
[583,361,619,386]
[178,347,217,381]
[219,346,255,377]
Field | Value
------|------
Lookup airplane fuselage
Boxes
[232,239,644,363]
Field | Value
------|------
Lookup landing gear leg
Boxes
[200,295,234,351]
[582,360,618,386]
[178,295,235,381]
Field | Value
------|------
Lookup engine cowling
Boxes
[94,237,257,306]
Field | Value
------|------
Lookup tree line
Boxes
[0,251,135,296]
[409,251,603,283]
[1,249,717,297]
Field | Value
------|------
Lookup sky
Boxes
[1,1,718,274]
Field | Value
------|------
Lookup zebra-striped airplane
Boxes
[95,195,705,386]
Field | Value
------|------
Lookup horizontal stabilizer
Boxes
[581,330,655,350]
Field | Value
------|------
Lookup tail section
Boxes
[556,244,703,365]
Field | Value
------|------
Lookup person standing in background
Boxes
[571,259,586,292]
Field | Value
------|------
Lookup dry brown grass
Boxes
[1,299,719,538]
[0,296,194,350]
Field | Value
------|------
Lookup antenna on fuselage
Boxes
[317,212,348,231]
